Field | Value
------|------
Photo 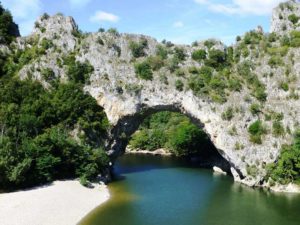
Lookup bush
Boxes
[175,80,184,91]
[250,103,261,115]
[134,61,153,80]
[41,68,55,83]
[267,130,300,184]
[145,56,164,71]
[0,78,110,189]
[205,49,226,70]
[66,57,94,84]
[248,120,266,144]
[288,14,299,24]
[221,107,234,121]
[173,47,186,61]
[192,49,207,62]
[107,28,119,35]
[272,121,285,137]
[129,39,148,58]
[279,81,289,91]
[268,56,283,67]
[156,45,168,59]
[0,3,19,44]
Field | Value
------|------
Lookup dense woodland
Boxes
[0,2,299,189]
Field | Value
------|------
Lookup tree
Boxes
[192,49,207,62]
[134,61,153,80]
[0,3,19,44]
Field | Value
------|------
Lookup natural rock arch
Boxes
[104,104,234,175]
[15,1,300,188]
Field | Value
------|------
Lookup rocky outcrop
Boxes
[270,0,300,34]
[5,1,300,189]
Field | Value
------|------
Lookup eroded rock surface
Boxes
[5,1,300,188]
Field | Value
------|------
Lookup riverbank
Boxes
[0,180,110,225]
[126,147,172,156]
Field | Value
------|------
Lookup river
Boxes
[79,154,300,225]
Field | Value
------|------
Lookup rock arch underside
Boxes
[11,1,300,187]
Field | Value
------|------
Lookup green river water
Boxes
[79,154,300,225]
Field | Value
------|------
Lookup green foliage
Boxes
[204,40,216,49]
[246,165,258,177]
[250,103,261,115]
[156,45,168,59]
[175,80,184,91]
[0,3,19,44]
[267,46,289,57]
[221,107,234,121]
[107,28,119,36]
[0,78,109,189]
[145,56,164,71]
[134,61,153,80]
[272,121,285,137]
[41,68,56,85]
[279,81,289,91]
[65,55,94,84]
[192,49,207,62]
[129,39,148,58]
[205,49,226,70]
[268,56,284,68]
[173,47,186,61]
[248,120,266,144]
[267,130,300,184]
[243,31,263,45]
[129,112,210,157]
[288,14,299,24]
[290,31,300,47]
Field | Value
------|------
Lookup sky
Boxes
[1,0,288,45]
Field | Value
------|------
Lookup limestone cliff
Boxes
[3,1,300,189]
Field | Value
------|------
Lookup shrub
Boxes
[41,68,55,82]
[0,3,19,44]
[205,49,226,70]
[146,56,164,71]
[266,130,300,184]
[175,80,184,91]
[41,13,50,21]
[279,81,289,91]
[221,107,234,121]
[288,14,299,24]
[66,58,94,84]
[107,28,119,35]
[248,120,266,144]
[134,61,153,80]
[173,47,186,61]
[156,45,168,59]
[272,121,285,137]
[192,49,207,62]
[129,39,148,58]
[204,40,216,49]
[268,56,283,67]
[250,103,261,115]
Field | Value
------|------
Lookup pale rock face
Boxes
[270,0,300,34]
[6,1,300,188]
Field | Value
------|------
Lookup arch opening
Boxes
[106,105,232,175]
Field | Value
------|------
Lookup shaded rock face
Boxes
[9,1,300,188]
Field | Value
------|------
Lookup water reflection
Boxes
[79,154,300,225]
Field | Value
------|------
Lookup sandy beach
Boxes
[0,180,110,225]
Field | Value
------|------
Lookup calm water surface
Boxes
[79,154,300,225]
